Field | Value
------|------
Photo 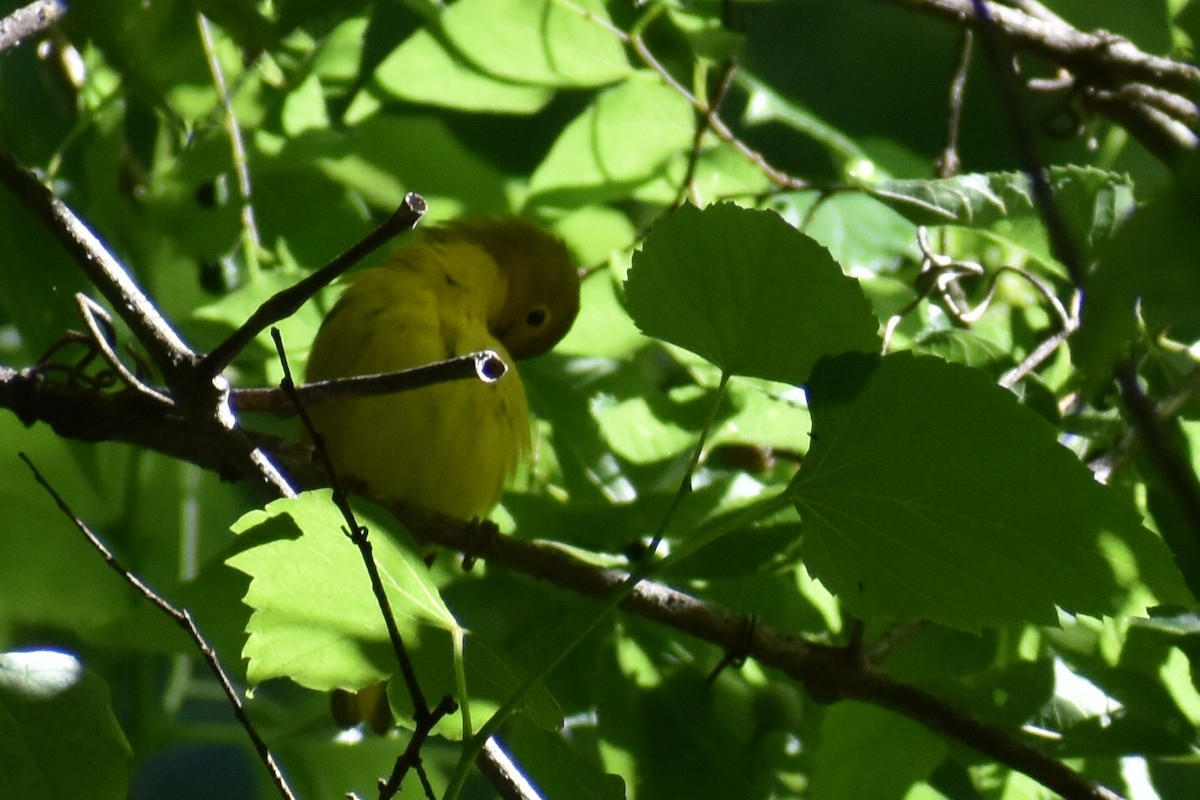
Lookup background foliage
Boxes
[3,0,1200,798]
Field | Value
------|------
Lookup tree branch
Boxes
[198,193,426,378]
[881,0,1200,163]
[377,497,1122,800]
[883,0,1200,95]
[0,0,67,55]
[0,357,1125,799]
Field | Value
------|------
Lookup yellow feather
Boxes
[305,219,579,519]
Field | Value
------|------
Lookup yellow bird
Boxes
[304,218,580,519]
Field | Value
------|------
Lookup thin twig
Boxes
[938,29,974,177]
[199,193,426,377]
[1090,82,1200,129]
[964,0,1085,286]
[475,739,544,800]
[1080,89,1198,164]
[1115,363,1200,540]
[74,295,171,403]
[197,13,261,265]
[271,329,457,800]
[231,351,508,416]
[673,57,740,209]
[627,33,809,192]
[19,453,298,800]
[378,695,459,800]
[271,328,434,723]
[998,323,1074,388]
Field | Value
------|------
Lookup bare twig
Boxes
[1088,82,1200,129]
[1116,363,1200,540]
[197,13,261,263]
[272,329,455,800]
[74,295,171,403]
[999,322,1075,388]
[883,0,1200,96]
[19,453,298,800]
[475,739,544,800]
[882,0,1200,163]
[1079,89,1198,163]
[199,193,426,378]
[627,33,809,192]
[0,0,67,55]
[232,351,508,416]
[938,29,974,177]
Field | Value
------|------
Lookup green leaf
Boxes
[281,73,330,137]
[504,714,628,800]
[226,491,457,690]
[624,203,880,384]
[667,5,746,64]
[366,27,553,114]
[687,142,774,207]
[736,70,871,176]
[326,114,512,213]
[66,0,216,117]
[913,327,1012,372]
[450,637,564,734]
[872,166,1135,274]
[528,76,695,205]
[774,191,918,272]
[0,651,130,799]
[791,352,1192,630]
[810,702,946,800]
[1074,153,1200,384]
[440,0,629,88]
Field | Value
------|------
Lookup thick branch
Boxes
[1,365,211,465]
[0,358,1123,799]
[380,500,1120,800]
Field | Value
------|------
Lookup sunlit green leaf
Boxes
[441,0,629,87]
[227,491,456,690]
[625,202,880,384]
[529,76,695,205]
[367,27,553,114]
[872,166,1135,275]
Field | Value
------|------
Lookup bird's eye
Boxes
[526,307,547,327]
